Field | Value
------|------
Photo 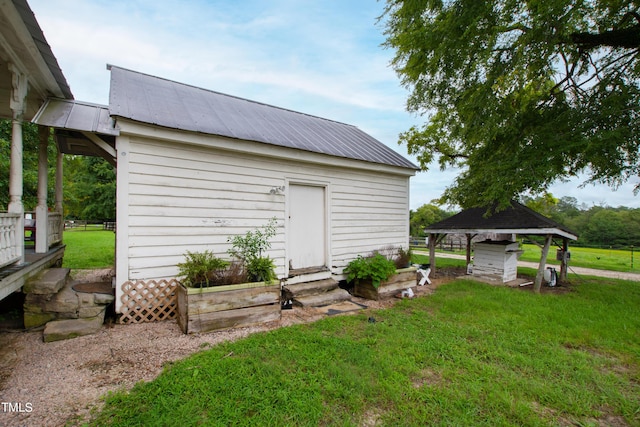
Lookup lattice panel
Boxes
[119,279,179,324]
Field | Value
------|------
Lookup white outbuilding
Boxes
[34,66,418,320]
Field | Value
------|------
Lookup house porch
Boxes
[0,244,65,303]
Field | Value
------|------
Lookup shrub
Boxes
[228,218,278,283]
[344,253,397,289]
[177,250,230,288]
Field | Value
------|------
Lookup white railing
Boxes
[47,212,63,247]
[0,213,21,268]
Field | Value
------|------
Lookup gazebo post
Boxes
[465,233,476,266]
[428,233,437,273]
[534,234,553,293]
[559,238,569,282]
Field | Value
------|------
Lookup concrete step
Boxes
[23,268,70,295]
[294,287,351,308]
[283,278,339,298]
[43,308,106,342]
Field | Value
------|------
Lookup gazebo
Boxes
[424,201,578,292]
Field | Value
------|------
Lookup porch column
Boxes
[35,126,49,253]
[55,146,64,240]
[8,64,28,262]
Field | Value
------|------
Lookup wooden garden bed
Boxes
[352,267,418,300]
[177,281,281,334]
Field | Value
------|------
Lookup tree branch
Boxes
[571,25,640,50]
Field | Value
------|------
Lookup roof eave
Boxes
[424,228,578,240]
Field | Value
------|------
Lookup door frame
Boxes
[285,179,331,276]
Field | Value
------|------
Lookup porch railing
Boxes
[47,211,63,247]
[0,213,21,268]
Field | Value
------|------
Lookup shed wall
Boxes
[117,132,411,300]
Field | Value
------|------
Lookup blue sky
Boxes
[29,0,639,209]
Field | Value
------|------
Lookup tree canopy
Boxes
[1,120,115,220]
[382,0,640,209]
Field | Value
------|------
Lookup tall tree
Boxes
[410,203,454,237]
[382,0,640,209]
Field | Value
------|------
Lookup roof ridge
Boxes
[106,64,356,128]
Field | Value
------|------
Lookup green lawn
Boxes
[519,244,639,273]
[89,275,639,426]
[61,229,115,269]
[413,244,640,274]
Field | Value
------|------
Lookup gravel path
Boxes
[0,275,436,427]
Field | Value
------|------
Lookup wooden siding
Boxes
[118,126,412,291]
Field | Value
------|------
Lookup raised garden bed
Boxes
[352,267,417,300]
[177,281,281,334]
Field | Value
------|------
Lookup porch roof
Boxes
[0,0,72,120]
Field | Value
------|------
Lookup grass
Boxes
[88,275,640,426]
[413,244,640,274]
[61,229,115,269]
[519,244,639,273]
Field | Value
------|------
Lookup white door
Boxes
[288,184,326,270]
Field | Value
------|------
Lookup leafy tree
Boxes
[1,119,116,220]
[0,120,57,210]
[382,0,640,209]
[73,157,116,221]
[410,203,454,237]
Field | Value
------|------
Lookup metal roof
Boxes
[108,65,418,170]
[425,201,578,240]
[33,98,117,135]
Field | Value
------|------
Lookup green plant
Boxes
[177,250,230,288]
[344,253,397,289]
[246,256,277,283]
[228,218,278,283]
[394,246,412,268]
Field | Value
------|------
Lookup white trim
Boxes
[114,136,130,313]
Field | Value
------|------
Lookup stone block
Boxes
[24,268,70,295]
[94,293,115,305]
[43,309,106,342]
[77,292,94,306]
[78,305,106,318]
[24,311,56,329]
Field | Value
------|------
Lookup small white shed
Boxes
[472,240,521,283]
[34,66,419,321]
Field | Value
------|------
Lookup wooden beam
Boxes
[559,238,569,282]
[534,234,553,293]
[465,233,477,266]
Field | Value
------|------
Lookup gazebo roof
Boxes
[425,201,578,240]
